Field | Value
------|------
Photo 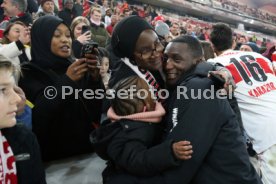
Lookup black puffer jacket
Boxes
[100,119,180,179]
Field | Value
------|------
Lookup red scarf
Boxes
[0,131,17,184]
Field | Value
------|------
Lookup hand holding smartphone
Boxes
[81,25,90,35]
[80,41,101,80]
[80,41,99,58]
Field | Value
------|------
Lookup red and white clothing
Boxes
[209,50,276,154]
[122,58,163,101]
[0,16,10,39]
[0,131,17,184]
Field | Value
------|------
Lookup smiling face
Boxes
[133,29,164,71]
[6,23,25,42]
[164,42,199,86]
[1,0,17,17]
[0,69,20,129]
[51,24,72,58]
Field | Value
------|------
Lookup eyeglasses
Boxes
[137,41,164,59]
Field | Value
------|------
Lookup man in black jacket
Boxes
[157,35,261,184]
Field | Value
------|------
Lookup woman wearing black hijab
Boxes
[19,16,104,161]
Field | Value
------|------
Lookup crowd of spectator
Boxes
[213,0,276,24]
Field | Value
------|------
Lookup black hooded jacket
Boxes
[19,16,104,161]
[158,64,262,184]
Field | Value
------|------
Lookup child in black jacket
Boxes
[92,76,193,183]
[0,54,46,184]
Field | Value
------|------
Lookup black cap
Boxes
[111,15,154,59]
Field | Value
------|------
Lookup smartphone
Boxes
[80,41,99,57]
[81,25,90,34]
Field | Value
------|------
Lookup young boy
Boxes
[92,76,193,183]
[0,54,46,184]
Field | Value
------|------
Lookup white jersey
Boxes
[210,50,276,153]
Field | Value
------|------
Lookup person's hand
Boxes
[14,86,26,116]
[210,69,236,94]
[19,26,31,45]
[77,31,91,44]
[84,53,101,80]
[66,58,88,81]
[172,140,193,160]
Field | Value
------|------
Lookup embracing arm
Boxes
[107,132,180,176]
[106,121,192,176]
[162,81,229,184]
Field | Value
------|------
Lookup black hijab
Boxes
[31,15,72,72]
